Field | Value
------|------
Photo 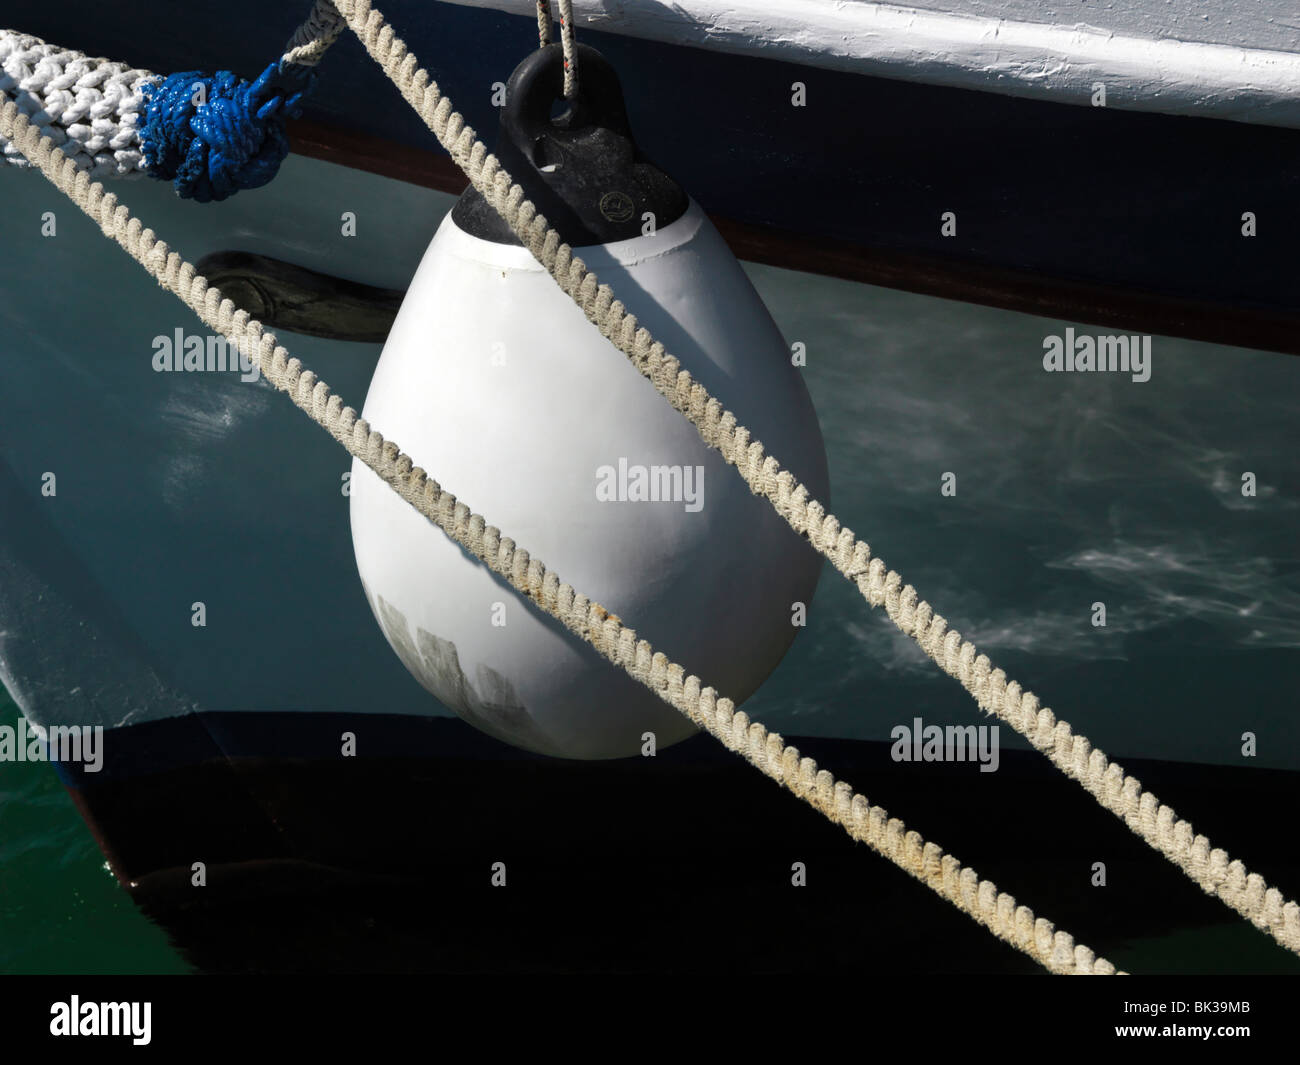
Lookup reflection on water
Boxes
[742,265,1299,769]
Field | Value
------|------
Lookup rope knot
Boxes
[139,60,314,202]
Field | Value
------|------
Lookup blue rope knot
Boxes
[140,60,315,202]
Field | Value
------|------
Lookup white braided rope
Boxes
[0,29,156,178]
[1,13,348,178]
[322,0,1300,956]
[0,95,1119,976]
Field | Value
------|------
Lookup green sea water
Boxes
[0,687,189,974]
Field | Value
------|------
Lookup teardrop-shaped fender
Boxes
[350,201,829,759]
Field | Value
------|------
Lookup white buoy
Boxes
[350,45,829,759]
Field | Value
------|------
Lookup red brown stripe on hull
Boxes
[287,117,1300,357]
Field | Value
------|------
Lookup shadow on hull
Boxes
[61,713,1300,974]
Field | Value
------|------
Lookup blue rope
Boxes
[139,60,316,202]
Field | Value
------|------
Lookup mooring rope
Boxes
[0,96,1119,977]
[0,15,335,200]
[0,0,570,191]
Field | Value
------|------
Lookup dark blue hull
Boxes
[55,710,1300,974]
[10,0,1300,354]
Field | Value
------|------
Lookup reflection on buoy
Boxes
[350,44,829,758]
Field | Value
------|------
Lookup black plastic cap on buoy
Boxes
[452,43,688,247]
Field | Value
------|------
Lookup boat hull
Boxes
[6,0,1300,351]
[49,708,1300,973]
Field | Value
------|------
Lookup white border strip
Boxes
[444,0,1300,128]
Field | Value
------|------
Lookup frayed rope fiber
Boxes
[138,60,315,201]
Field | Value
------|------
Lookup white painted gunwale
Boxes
[444,0,1300,128]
